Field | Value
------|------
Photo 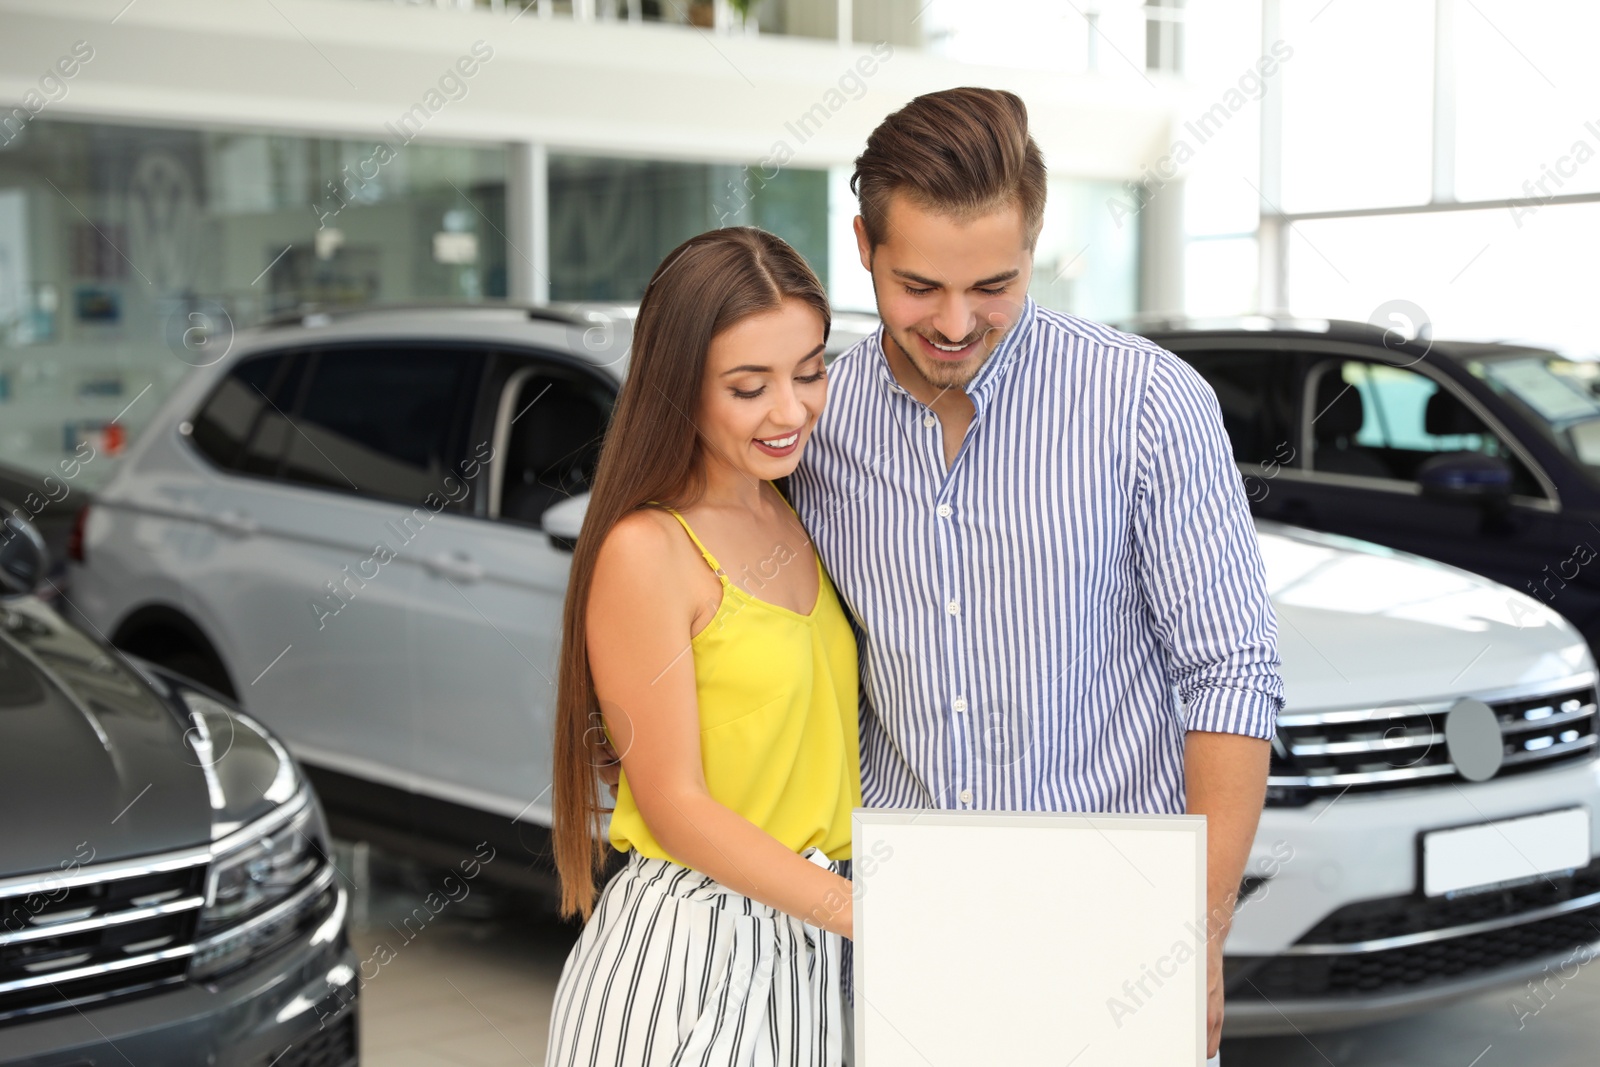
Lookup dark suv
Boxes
[0,506,358,1066]
[1135,318,1600,652]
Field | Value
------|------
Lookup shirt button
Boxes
[952,696,968,713]
[923,414,936,428]
[959,789,973,805]
[936,503,952,518]
[946,599,960,616]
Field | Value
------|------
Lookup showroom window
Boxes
[0,119,508,488]
[547,154,829,302]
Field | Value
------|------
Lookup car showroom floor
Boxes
[340,843,1600,1067]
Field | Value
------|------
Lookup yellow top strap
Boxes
[649,502,728,586]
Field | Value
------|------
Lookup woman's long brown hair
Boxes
[552,227,831,919]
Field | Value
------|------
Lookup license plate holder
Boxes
[1422,807,1591,897]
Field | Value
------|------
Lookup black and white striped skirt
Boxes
[545,846,847,1067]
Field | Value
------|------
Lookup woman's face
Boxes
[697,297,829,484]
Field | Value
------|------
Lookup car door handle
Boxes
[425,552,484,583]
[211,509,257,537]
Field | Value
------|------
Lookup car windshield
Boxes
[1469,353,1600,475]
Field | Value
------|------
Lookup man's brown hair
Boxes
[852,86,1047,251]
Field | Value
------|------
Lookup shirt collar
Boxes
[872,296,1039,415]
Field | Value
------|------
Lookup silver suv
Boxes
[64,304,1600,1034]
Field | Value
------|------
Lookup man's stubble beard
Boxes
[886,327,991,393]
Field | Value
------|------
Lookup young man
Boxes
[787,87,1282,1062]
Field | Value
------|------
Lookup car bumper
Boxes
[1223,935,1600,1036]
[1223,756,1600,1036]
[1,888,359,1067]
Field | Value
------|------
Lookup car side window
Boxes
[493,364,613,529]
[1308,360,1545,498]
[189,352,298,472]
[278,346,483,507]
[1177,350,1297,467]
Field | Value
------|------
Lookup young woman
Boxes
[546,227,861,1067]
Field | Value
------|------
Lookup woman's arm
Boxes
[588,511,854,938]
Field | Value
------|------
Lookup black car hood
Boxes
[0,600,212,877]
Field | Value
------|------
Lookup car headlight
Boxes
[202,799,324,931]
[189,789,339,981]
[162,686,342,980]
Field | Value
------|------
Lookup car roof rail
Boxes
[1116,312,1350,335]
[256,301,584,330]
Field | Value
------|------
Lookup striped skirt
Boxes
[545,847,847,1067]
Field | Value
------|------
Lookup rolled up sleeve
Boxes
[1132,351,1284,741]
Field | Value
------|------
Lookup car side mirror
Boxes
[1416,452,1513,504]
[0,500,49,596]
[542,492,590,553]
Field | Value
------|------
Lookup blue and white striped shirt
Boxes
[789,298,1283,816]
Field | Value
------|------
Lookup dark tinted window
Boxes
[1178,350,1297,466]
[496,368,613,528]
[279,347,481,506]
[189,353,296,471]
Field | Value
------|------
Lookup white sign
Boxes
[854,810,1207,1066]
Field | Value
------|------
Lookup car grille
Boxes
[1266,682,1599,804]
[0,852,208,1025]
[1294,859,1600,948]
[261,1009,358,1067]
[0,825,338,1026]
[1227,859,1600,1001]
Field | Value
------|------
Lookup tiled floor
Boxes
[343,844,1600,1066]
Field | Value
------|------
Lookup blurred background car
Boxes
[1227,521,1599,1034]
[1134,319,1600,658]
[0,506,357,1067]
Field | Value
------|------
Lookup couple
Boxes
[544,87,1283,1066]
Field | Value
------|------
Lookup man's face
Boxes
[856,191,1033,394]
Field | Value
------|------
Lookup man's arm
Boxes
[1130,351,1284,741]
[1186,731,1269,1055]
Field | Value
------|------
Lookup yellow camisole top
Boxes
[608,489,862,864]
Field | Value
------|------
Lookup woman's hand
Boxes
[826,889,853,941]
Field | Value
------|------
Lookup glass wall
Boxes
[547,154,829,301]
[0,119,507,485]
[1177,0,1600,350]
[1277,0,1600,351]
[1029,177,1140,324]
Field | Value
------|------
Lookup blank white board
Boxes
[853,810,1206,1066]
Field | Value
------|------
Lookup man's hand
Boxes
[1184,730,1270,1059]
[1206,932,1225,1056]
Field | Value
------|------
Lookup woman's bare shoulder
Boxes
[592,507,699,595]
